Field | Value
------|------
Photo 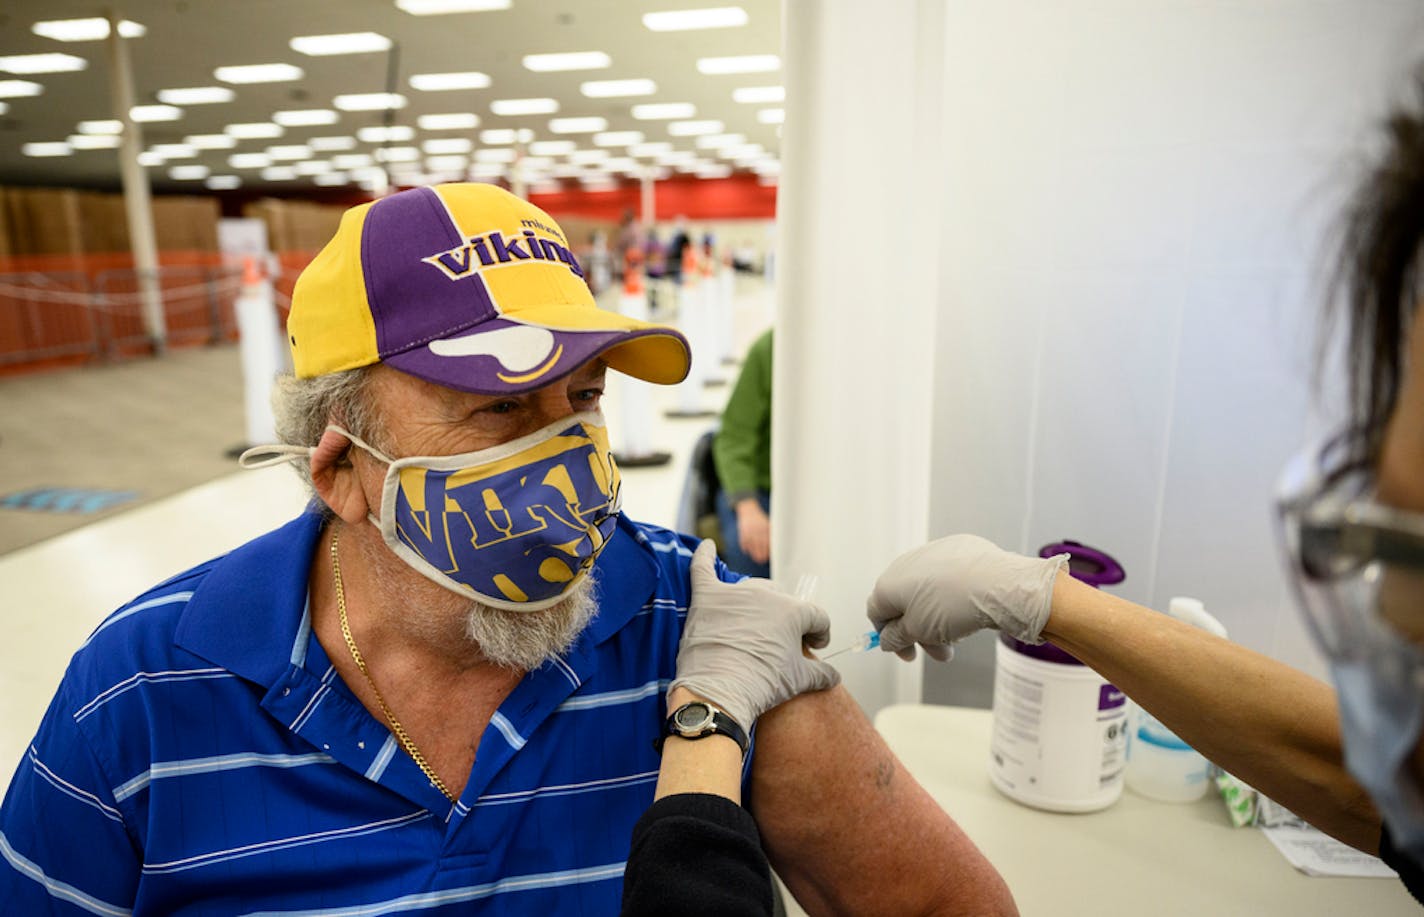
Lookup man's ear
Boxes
[311,428,372,524]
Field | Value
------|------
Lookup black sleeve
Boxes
[1380,823,1424,907]
[621,792,774,917]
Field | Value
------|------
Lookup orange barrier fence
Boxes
[0,250,316,376]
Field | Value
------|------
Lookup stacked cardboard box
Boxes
[242,198,344,252]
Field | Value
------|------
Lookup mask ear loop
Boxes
[237,443,312,470]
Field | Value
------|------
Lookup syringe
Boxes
[822,630,881,660]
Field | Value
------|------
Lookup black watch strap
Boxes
[655,701,750,755]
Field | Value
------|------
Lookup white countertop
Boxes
[874,703,1420,916]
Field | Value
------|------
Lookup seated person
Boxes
[714,329,774,577]
[0,184,1014,916]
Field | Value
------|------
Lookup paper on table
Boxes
[1262,824,1400,879]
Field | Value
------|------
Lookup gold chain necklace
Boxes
[331,529,456,802]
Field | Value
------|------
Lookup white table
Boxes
[874,704,1420,916]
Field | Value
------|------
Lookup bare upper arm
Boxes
[748,686,1017,916]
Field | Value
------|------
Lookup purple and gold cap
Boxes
[287,183,690,393]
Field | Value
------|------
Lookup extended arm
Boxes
[868,534,1382,855]
[1043,573,1380,853]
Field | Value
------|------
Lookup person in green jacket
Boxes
[713,329,773,577]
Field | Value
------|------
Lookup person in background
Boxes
[667,216,692,283]
[713,328,774,577]
[865,74,1424,904]
[621,542,839,917]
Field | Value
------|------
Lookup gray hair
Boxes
[270,368,387,510]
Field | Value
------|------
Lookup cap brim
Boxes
[383,304,691,395]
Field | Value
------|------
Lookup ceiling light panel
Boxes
[131,105,183,123]
[696,55,780,75]
[668,120,723,136]
[593,131,643,147]
[475,147,516,162]
[262,166,298,181]
[226,122,284,139]
[490,98,558,116]
[410,71,491,91]
[376,146,421,162]
[529,140,575,156]
[422,137,472,154]
[0,81,44,98]
[643,7,749,31]
[696,132,745,149]
[549,117,607,134]
[156,87,234,105]
[631,102,695,120]
[137,151,164,167]
[310,136,358,151]
[0,53,87,75]
[229,153,273,169]
[479,129,517,144]
[77,120,122,135]
[629,142,672,156]
[312,172,349,186]
[758,108,785,124]
[185,134,236,150]
[335,93,407,111]
[32,18,146,41]
[295,160,334,175]
[215,63,304,84]
[580,79,656,99]
[522,51,610,72]
[266,144,313,161]
[205,175,241,190]
[332,154,374,169]
[149,143,196,159]
[357,125,415,143]
[569,149,609,164]
[425,155,469,171]
[290,33,392,56]
[68,134,120,150]
[396,0,511,14]
[274,109,339,126]
[23,142,73,157]
[169,165,210,180]
[419,113,479,130]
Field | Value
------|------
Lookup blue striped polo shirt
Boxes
[0,511,744,916]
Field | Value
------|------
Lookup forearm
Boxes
[655,687,744,803]
[1042,574,1381,852]
[751,686,1017,916]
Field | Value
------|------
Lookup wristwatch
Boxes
[656,701,749,756]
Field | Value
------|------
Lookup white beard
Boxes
[462,573,600,671]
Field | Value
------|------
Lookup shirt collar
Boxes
[174,511,660,687]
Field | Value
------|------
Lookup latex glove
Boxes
[670,540,841,730]
[866,534,1068,662]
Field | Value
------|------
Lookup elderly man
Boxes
[0,184,1012,915]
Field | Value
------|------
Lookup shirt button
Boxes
[282,688,291,696]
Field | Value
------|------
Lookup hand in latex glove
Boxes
[670,540,841,730]
[866,534,1068,662]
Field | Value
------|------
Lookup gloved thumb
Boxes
[800,603,832,650]
[690,539,718,587]
[876,619,912,656]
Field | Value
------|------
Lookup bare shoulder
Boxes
[749,686,1017,917]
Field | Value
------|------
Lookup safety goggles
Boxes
[1276,440,1424,659]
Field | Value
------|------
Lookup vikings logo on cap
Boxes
[287,183,690,395]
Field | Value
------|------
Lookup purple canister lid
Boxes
[1003,540,1126,666]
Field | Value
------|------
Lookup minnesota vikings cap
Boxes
[287,182,691,393]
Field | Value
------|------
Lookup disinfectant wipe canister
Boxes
[989,541,1128,813]
[1124,597,1228,803]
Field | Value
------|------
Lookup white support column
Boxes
[640,169,655,227]
[773,0,947,714]
[106,10,165,351]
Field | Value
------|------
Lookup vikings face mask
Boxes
[243,412,622,611]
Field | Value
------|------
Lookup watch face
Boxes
[673,702,714,732]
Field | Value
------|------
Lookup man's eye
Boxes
[484,400,520,415]
[574,388,604,404]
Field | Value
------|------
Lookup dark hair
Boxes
[1335,73,1424,470]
